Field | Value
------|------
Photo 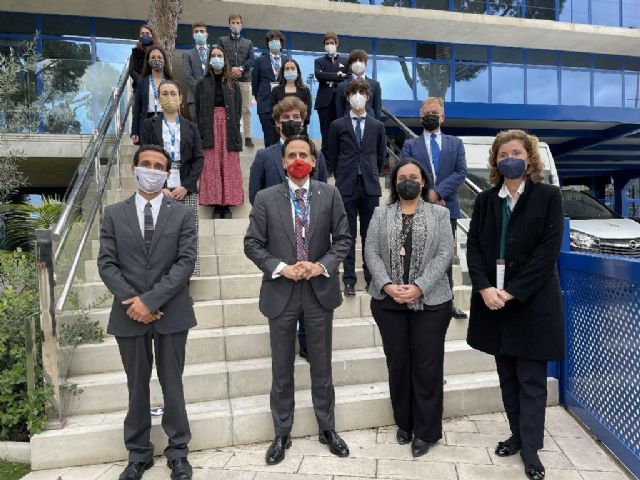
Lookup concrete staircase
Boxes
[30,142,559,470]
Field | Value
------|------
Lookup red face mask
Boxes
[286,159,313,180]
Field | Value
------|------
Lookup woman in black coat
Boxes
[129,24,156,92]
[269,59,313,132]
[466,129,564,480]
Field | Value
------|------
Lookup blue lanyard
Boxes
[163,116,180,162]
[289,188,310,226]
[150,76,165,113]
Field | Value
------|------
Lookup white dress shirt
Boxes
[148,79,164,114]
[498,180,526,211]
[162,118,181,162]
[135,192,163,236]
[350,111,367,139]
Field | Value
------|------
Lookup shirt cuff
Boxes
[272,262,287,279]
[317,263,329,278]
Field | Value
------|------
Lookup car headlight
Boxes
[570,230,600,250]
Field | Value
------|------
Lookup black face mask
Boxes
[397,179,422,201]
[281,120,303,138]
[421,114,440,132]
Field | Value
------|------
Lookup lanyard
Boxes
[150,76,165,113]
[163,115,180,162]
[499,197,512,259]
[198,46,209,70]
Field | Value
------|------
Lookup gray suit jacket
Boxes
[98,194,197,337]
[183,47,207,104]
[365,202,453,305]
[244,180,352,319]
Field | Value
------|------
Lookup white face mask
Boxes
[349,92,367,111]
[134,166,167,194]
[325,44,337,56]
[351,61,366,75]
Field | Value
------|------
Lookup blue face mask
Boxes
[268,40,281,52]
[497,157,527,179]
[284,70,297,82]
[140,35,153,46]
[210,57,224,70]
[193,32,207,45]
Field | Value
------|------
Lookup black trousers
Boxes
[317,105,337,169]
[371,300,452,442]
[116,329,191,463]
[495,354,548,454]
[447,219,457,290]
[259,112,278,147]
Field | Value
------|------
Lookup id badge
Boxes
[270,81,279,90]
[167,168,181,189]
[496,259,505,290]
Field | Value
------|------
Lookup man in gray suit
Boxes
[244,136,352,466]
[183,22,209,121]
[98,145,197,480]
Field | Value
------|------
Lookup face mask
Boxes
[134,166,167,194]
[286,159,313,180]
[281,120,303,138]
[351,61,366,75]
[421,114,440,132]
[149,58,165,72]
[325,44,337,56]
[284,70,297,82]
[140,35,153,46]
[349,92,367,111]
[193,32,207,45]
[497,157,527,179]
[230,25,242,35]
[397,179,422,201]
[159,96,181,114]
[210,57,224,70]
[268,40,281,52]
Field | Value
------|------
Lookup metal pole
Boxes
[24,313,37,395]
[114,87,122,190]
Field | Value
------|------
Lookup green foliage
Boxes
[58,292,109,348]
[0,197,63,252]
[0,462,30,480]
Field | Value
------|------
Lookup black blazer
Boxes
[314,54,349,110]
[466,180,565,361]
[132,76,159,137]
[252,53,288,114]
[128,47,146,91]
[335,76,382,120]
[139,115,204,194]
[195,75,242,151]
[327,114,386,198]
[269,86,313,127]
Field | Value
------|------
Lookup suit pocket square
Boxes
[339,63,344,68]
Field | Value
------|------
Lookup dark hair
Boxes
[228,13,242,23]
[158,79,183,96]
[276,58,307,90]
[272,96,308,123]
[192,22,207,31]
[344,78,370,98]
[347,49,368,65]
[265,30,285,47]
[134,145,171,172]
[323,32,338,45]
[281,135,318,177]
[141,45,173,79]
[205,45,233,89]
[388,158,431,204]
[135,24,155,50]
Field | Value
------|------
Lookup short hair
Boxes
[488,130,544,185]
[265,30,285,46]
[228,14,242,23]
[323,32,338,44]
[133,145,171,172]
[388,158,431,204]
[347,49,368,65]
[158,79,182,96]
[272,96,308,123]
[281,135,317,159]
[345,78,370,98]
[192,22,207,31]
[421,97,445,115]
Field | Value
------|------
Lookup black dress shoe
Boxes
[119,459,154,480]
[495,437,522,457]
[344,285,356,296]
[525,465,546,480]
[396,428,412,445]
[212,205,222,219]
[265,435,291,465]
[167,457,192,480]
[299,346,309,362]
[245,137,254,148]
[221,206,232,219]
[451,306,468,319]
[411,438,430,457]
[521,451,545,480]
[319,430,350,457]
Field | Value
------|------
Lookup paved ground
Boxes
[22,407,632,480]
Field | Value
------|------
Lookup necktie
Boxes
[294,188,308,261]
[144,202,154,252]
[274,56,281,76]
[355,117,364,174]
[430,133,441,178]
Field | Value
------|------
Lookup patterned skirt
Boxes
[172,161,200,277]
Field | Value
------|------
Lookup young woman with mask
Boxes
[466,130,564,480]
[131,45,173,145]
[129,24,155,91]
[195,46,243,219]
[269,59,312,132]
[364,158,454,459]
[140,80,204,275]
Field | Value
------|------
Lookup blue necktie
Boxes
[355,117,363,174]
[430,133,441,178]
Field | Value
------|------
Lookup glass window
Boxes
[416,42,451,60]
[526,0,557,20]
[492,66,524,103]
[622,0,640,27]
[290,33,324,53]
[43,40,91,60]
[591,0,621,26]
[243,29,270,49]
[455,45,488,62]
[376,59,414,100]
[527,68,559,104]
[594,55,622,70]
[559,0,590,22]
[415,0,450,10]
[624,73,640,107]
[528,50,558,66]
[0,12,35,34]
[454,65,489,102]
[593,71,623,106]
[562,52,590,68]
[95,19,140,40]
[377,39,413,57]
[337,36,372,54]
[41,15,90,37]
[561,69,591,105]
[625,57,640,72]
[488,0,523,17]
[96,42,132,64]
[415,63,452,101]
[493,47,523,65]
[455,0,488,14]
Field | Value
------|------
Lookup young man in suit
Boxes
[335,50,382,120]
[218,14,256,148]
[328,79,386,296]
[252,30,288,147]
[244,136,352,466]
[314,32,349,164]
[183,22,208,121]
[98,145,197,480]
[401,97,468,320]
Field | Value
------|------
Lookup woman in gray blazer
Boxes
[365,158,453,458]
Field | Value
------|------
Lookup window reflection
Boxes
[593,71,622,106]
[492,66,524,103]
[415,63,452,101]
[96,42,133,64]
[622,0,640,27]
[415,0,449,10]
[488,0,523,17]
[454,64,489,102]
[561,69,591,105]
[377,59,414,100]
[591,0,621,26]
[456,0,488,13]
[624,73,640,108]
[525,0,558,20]
[527,68,559,104]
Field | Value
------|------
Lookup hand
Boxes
[171,186,188,201]
[428,189,439,204]
[139,310,164,324]
[383,284,410,304]
[122,296,155,322]
[162,188,173,198]
[437,199,446,207]
[282,264,303,282]
[296,261,325,280]
[497,290,514,302]
[337,71,346,77]
[130,134,139,145]
[230,67,242,78]
[480,287,506,311]
[396,284,423,304]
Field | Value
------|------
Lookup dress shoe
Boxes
[525,465,546,480]
[319,430,350,457]
[245,137,254,148]
[411,438,430,457]
[495,436,522,457]
[212,205,222,219]
[396,428,412,445]
[265,435,291,465]
[344,284,356,296]
[522,451,545,480]
[451,305,468,319]
[299,346,309,362]
[221,206,232,219]
[119,459,154,480]
[167,457,192,480]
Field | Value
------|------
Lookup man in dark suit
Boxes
[245,136,352,466]
[401,97,468,319]
[183,22,208,121]
[328,79,386,296]
[314,32,349,164]
[335,50,382,120]
[98,145,197,480]
[252,30,287,147]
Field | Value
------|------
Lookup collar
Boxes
[352,74,367,81]
[230,32,240,40]
[425,129,441,137]
[135,191,164,209]
[498,181,526,199]
[350,111,367,120]
[287,177,310,193]
[270,52,281,60]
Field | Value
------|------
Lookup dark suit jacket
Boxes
[327,114,386,197]
[248,142,329,204]
[98,195,197,337]
[252,53,288,114]
[401,132,467,219]
[139,115,204,194]
[132,75,156,137]
[244,180,352,319]
[335,76,382,120]
[183,47,207,104]
[217,35,255,82]
[269,86,313,127]
[128,47,146,91]
[314,54,349,110]
[466,180,565,361]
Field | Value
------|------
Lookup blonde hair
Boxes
[488,129,544,185]
[420,97,444,115]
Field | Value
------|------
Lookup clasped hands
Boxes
[480,287,514,311]
[122,296,163,324]
[384,283,423,304]
[162,187,187,201]
[282,262,325,281]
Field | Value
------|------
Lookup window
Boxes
[377,59,414,100]
[415,0,450,10]
[455,45,488,63]
[561,69,591,105]
[562,52,590,68]
[455,0,487,14]
[593,71,623,106]
[95,19,140,40]
[493,47,523,65]
[336,36,372,54]
[559,0,590,23]
[290,33,324,53]
[527,68,559,104]
[0,12,35,34]
[415,63,452,101]
[624,73,640,108]
[416,42,451,60]
[492,66,524,103]
[528,50,558,67]
[591,0,621,26]
[377,39,413,57]
[454,64,489,102]
[41,15,89,36]
[622,0,640,27]
[488,0,523,17]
